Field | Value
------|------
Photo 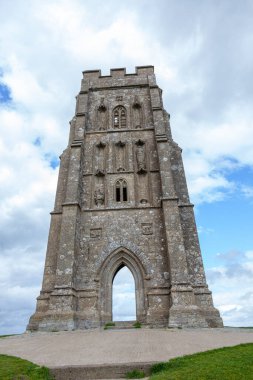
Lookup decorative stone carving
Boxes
[98,98,106,111]
[90,228,102,238]
[95,169,105,177]
[133,95,141,108]
[116,96,123,101]
[96,141,106,149]
[141,223,153,235]
[115,141,126,172]
[135,140,146,173]
[133,96,142,128]
[94,141,106,174]
[94,187,104,206]
[97,98,107,131]
[115,140,125,147]
[79,240,85,250]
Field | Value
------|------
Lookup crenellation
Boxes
[82,69,101,78]
[110,68,126,77]
[136,65,154,76]
[82,66,154,79]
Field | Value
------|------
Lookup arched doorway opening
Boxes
[98,247,146,324]
[112,265,136,321]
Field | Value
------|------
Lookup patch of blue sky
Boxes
[50,156,59,169]
[0,82,12,104]
[196,193,253,268]
[44,153,59,169]
[226,165,253,192]
[33,137,42,146]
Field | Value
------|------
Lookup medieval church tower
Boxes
[28,66,223,331]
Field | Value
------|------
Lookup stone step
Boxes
[104,321,140,329]
[50,362,155,380]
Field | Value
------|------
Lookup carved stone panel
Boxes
[132,96,142,129]
[97,98,107,131]
[137,174,149,205]
[94,141,106,174]
[94,185,105,206]
[90,228,102,238]
[141,223,153,235]
[115,141,126,172]
[135,140,146,174]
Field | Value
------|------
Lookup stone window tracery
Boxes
[113,106,127,128]
[115,179,128,202]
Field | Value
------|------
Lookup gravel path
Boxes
[0,328,252,368]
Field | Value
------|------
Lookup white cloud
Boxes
[241,185,253,199]
[0,246,45,334]
[113,267,136,321]
[207,250,253,327]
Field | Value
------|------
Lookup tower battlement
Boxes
[82,66,154,79]
[80,66,157,92]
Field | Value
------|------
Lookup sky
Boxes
[0,0,253,334]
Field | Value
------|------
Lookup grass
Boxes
[0,354,54,379]
[126,369,146,378]
[150,343,253,380]
[0,334,18,339]
[224,326,253,329]
[238,327,253,329]
[104,322,116,329]
[133,321,142,328]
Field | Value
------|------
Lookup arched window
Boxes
[113,106,127,128]
[115,179,128,202]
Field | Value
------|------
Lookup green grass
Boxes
[104,322,116,329]
[126,369,146,378]
[133,321,142,328]
[105,322,115,326]
[0,354,54,380]
[150,343,253,380]
[0,334,18,339]
[238,327,253,329]
[224,326,253,329]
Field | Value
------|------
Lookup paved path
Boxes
[0,328,253,368]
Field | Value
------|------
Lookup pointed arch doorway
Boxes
[98,247,146,324]
[112,264,136,321]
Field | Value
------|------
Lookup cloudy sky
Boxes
[0,0,252,334]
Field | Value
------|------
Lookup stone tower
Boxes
[28,66,223,331]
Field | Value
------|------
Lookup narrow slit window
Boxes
[121,110,126,127]
[114,110,119,127]
[116,186,121,202]
[123,185,127,201]
[115,179,128,202]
